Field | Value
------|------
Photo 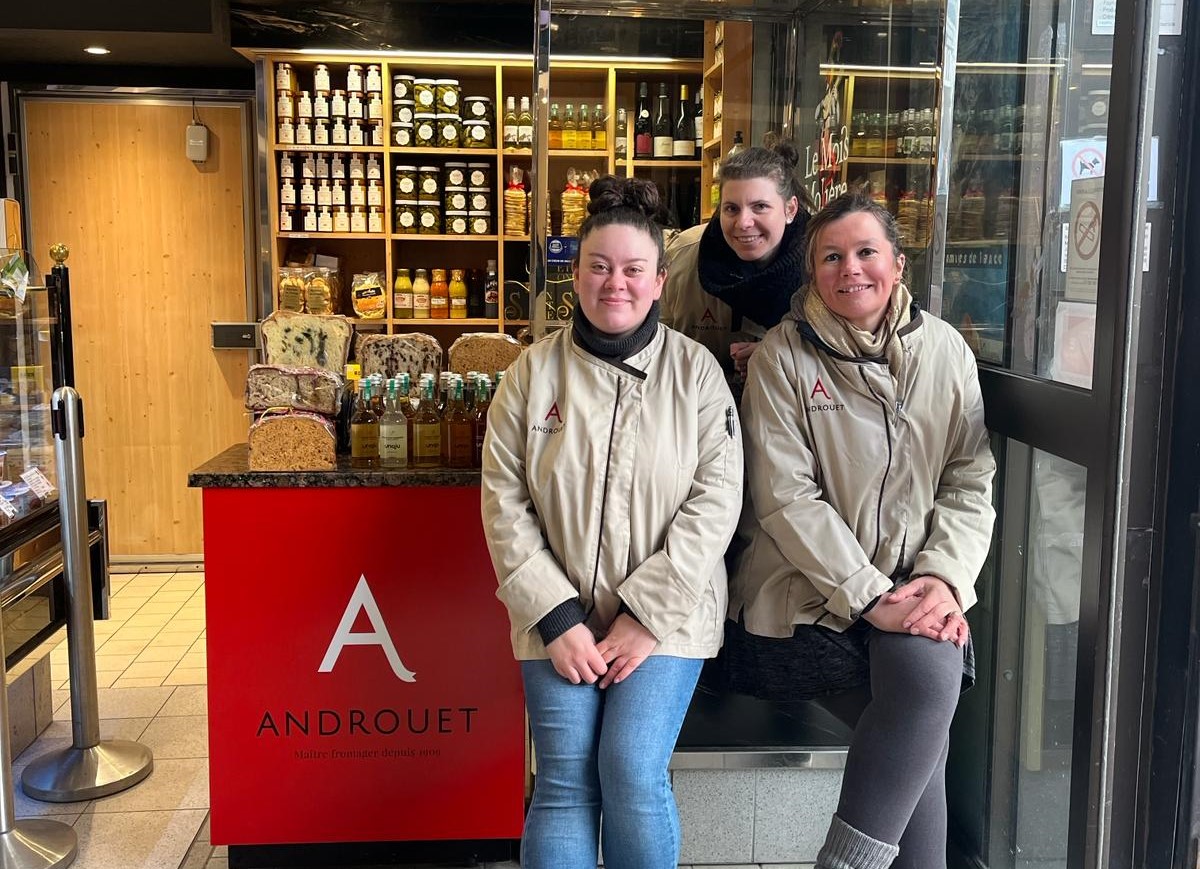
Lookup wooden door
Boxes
[22,98,253,557]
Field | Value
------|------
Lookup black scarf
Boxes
[696,211,809,331]
[572,300,661,363]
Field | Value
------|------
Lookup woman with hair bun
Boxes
[662,139,815,392]
[481,175,744,869]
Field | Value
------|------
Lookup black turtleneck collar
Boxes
[572,300,661,363]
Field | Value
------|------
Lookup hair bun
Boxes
[587,175,661,219]
[772,139,802,173]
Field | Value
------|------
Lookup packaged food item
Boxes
[437,113,461,148]
[394,200,419,234]
[414,113,438,147]
[305,268,336,314]
[504,165,528,236]
[561,167,588,236]
[468,163,492,189]
[463,120,493,148]
[447,332,523,376]
[392,123,414,147]
[248,412,336,471]
[444,163,468,187]
[413,79,437,110]
[419,202,442,234]
[418,166,441,199]
[277,267,306,312]
[245,364,343,415]
[261,311,354,374]
[444,187,469,211]
[355,333,443,380]
[446,211,470,235]
[393,75,414,101]
[468,211,493,235]
[463,95,492,122]
[350,272,387,319]
[394,100,415,125]
[469,188,491,212]
[435,79,460,113]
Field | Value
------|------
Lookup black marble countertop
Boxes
[188,444,481,488]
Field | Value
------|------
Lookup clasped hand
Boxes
[863,575,969,647]
[546,613,658,688]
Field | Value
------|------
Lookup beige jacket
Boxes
[662,224,766,379]
[731,307,996,637]
[481,325,744,660]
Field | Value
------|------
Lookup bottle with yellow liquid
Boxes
[393,268,413,319]
[411,378,443,468]
[350,379,380,468]
[448,268,468,319]
[562,103,577,150]
[592,104,607,151]
[576,104,592,150]
[444,379,474,468]
[548,103,563,150]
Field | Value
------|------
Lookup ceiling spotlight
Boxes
[84,46,110,55]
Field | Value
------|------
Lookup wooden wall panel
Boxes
[23,99,252,557]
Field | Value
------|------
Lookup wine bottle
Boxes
[653,83,673,158]
[673,84,693,159]
[634,83,652,158]
[693,89,703,157]
[547,103,563,150]
[517,96,533,149]
[615,107,629,159]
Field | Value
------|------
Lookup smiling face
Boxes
[811,211,906,333]
[573,223,666,338]
[718,177,799,263]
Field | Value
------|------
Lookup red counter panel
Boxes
[201,486,525,846]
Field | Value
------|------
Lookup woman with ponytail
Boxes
[662,139,815,393]
[481,176,744,869]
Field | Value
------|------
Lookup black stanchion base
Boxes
[228,838,520,868]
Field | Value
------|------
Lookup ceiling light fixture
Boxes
[84,46,110,55]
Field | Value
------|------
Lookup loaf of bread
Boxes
[248,412,336,471]
[260,311,354,375]
[245,365,343,416]
[355,333,442,379]
[447,332,523,376]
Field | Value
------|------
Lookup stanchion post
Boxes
[21,387,153,802]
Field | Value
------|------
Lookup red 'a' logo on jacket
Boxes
[545,402,563,423]
[700,308,717,324]
[810,378,832,401]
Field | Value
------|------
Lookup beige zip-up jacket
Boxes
[661,224,767,379]
[731,307,996,637]
[481,324,744,660]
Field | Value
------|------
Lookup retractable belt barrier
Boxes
[21,387,153,803]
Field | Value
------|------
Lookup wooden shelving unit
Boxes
[701,20,753,220]
[261,51,702,335]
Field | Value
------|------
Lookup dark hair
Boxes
[803,189,905,284]
[719,140,816,214]
[579,175,666,272]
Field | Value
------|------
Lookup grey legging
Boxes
[822,629,964,869]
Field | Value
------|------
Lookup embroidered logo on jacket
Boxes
[532,401,565,434]
[808,378,845,413]
[694,307,721,331]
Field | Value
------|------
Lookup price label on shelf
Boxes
[21,468,55,499]
[0,496,17,520]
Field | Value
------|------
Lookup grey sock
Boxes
[816,814,900,869]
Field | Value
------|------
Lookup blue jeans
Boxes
[520,655,703,869]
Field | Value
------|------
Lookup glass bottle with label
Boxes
[337,364,362,453]
[429,268,450,319]
[593,104,607,151]
[378,380,409,468]
[548,103,563,149]
[350,380,380,468]
[576,104,592,150]
[673,84,693,158]
[472,377,492,468]
[562,104,577,150]
[517,97,534,149]
[484,258,499,319]
[393,268,413,319]
[412,268,431,318]
[448,268,468,319]
[444,379,474,469]
[635,83,652,158]
[411,379,443,469]
[653,83,673,158]
[615,108,628,160]
[693,90,703,155]
[503,96,518,149]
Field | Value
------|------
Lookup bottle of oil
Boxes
[445,379,474,468]
[411,378,443,469]
[350,380,380,468]
[562,103,577,150]
[593,104,607,151]
[576,104,592,150]
[548,103,563,149]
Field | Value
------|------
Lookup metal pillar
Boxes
[21,388,152,802]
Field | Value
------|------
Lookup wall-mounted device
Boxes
[186,122,209,163]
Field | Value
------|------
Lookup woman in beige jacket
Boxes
[481,176,743,869]
[730,191,996,869]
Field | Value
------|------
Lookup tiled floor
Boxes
[19,569,798,869]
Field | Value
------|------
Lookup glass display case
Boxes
[0,251,58,529]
